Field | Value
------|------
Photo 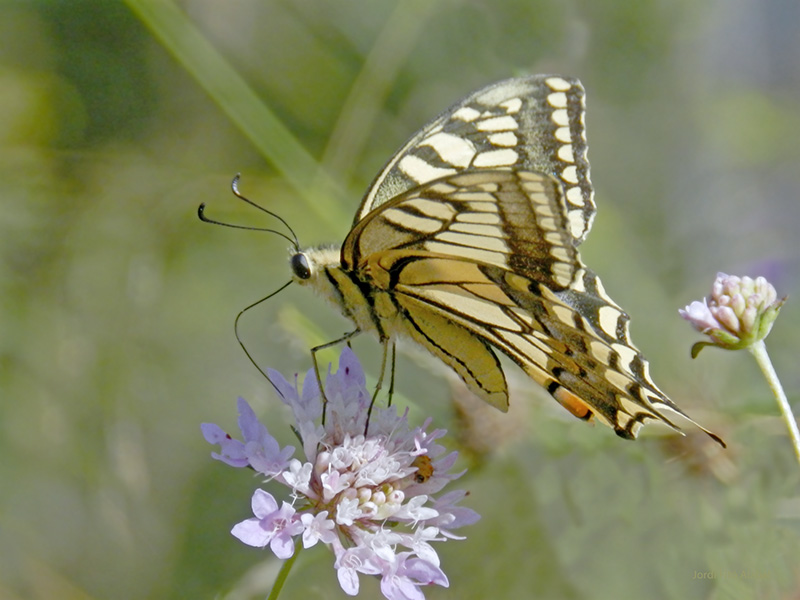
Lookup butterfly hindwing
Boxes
[343,170,687,438]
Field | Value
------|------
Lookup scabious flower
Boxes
[201,347,479,600]
[679,272,800,466]
[679,272,785,356]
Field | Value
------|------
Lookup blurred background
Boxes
[1,1,799,598]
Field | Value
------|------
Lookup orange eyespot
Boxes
[411,455,434,483]
[552,386,595,422]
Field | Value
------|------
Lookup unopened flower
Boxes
[679,272,800,466]
[679,272,785,356]
[202,347,479,600]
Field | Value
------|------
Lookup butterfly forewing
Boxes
[357,75,595,243]
[345,170,579,286]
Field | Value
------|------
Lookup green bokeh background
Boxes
[2,1,799,599]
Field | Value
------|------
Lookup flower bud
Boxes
[680,272,785,355]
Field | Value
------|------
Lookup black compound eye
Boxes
[290,253,311,280]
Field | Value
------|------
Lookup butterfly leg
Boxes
[365,339,391,435]
[387,342,396,407]
[311,329,361,424]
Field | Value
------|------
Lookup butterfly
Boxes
[279,75,722,445]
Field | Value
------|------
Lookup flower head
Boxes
[679,272,785,356]
[202,347,479,600]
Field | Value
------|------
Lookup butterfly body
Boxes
[289,75,722,444]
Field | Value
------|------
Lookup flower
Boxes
[679,272,785,356]
[202,347,479,600]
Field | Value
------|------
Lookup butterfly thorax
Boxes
[291,245,397,340]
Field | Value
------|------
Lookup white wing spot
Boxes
[544,231,565,244]
[590,340,614,366]
[547,92,568,108]
[522,180,546,194]
[550,246,571,262]
[428,182,456,194]
[449,191,497,202]
[555,127,572,143]
[551,109,569,126]
[404,198,458,220]
[383,208,443,233]
[551,303,575,325]
[538,217,557,231]
[518,171,545,182]
[473,149,518,167]
[452,106,480,122]
[606,370,634,394]
[488,132,518,147]
[612,343,638,376]
[533,201,555,218]
[568,210,586,239]
[566,186,584,206]
[399,155,457,183]
[551,262,574,287]
[561,166,579,183]
[451,172,503,188]
[476,116,519,131]
[466,200,499,212]
[598,306,623,337]
[545,77,572,91]
[425,241,507,266]
[437,231,508,252]
[422,132,476,167]
[456,211,500,225]
[450,222,504,237]
[641,362,659,389]
[500,98,523,113]
[593,275,619,307]
[570,269,587,292]
[557,145,575,163]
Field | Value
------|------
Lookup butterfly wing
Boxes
[356,75,595,243]
[343,170,720,442]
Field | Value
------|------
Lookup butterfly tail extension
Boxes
[518,268,725,446]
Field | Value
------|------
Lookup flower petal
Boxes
[231,518,270,547]
[251,488,279,518]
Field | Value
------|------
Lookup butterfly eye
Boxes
[291,253,312,280]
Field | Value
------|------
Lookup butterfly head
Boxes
[289,245,341,284]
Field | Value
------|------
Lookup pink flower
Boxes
[680,272,784,354]
[203,347,479,600]
[231,489,303,559]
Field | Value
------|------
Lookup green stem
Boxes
[748,340,800,466]
[267,549,301,600]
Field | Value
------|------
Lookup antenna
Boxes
[197,175,300,250]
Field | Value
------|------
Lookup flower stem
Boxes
[748,340,800,466]
[267,549,301,600]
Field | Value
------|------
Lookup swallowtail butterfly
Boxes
[272,75,722,444]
